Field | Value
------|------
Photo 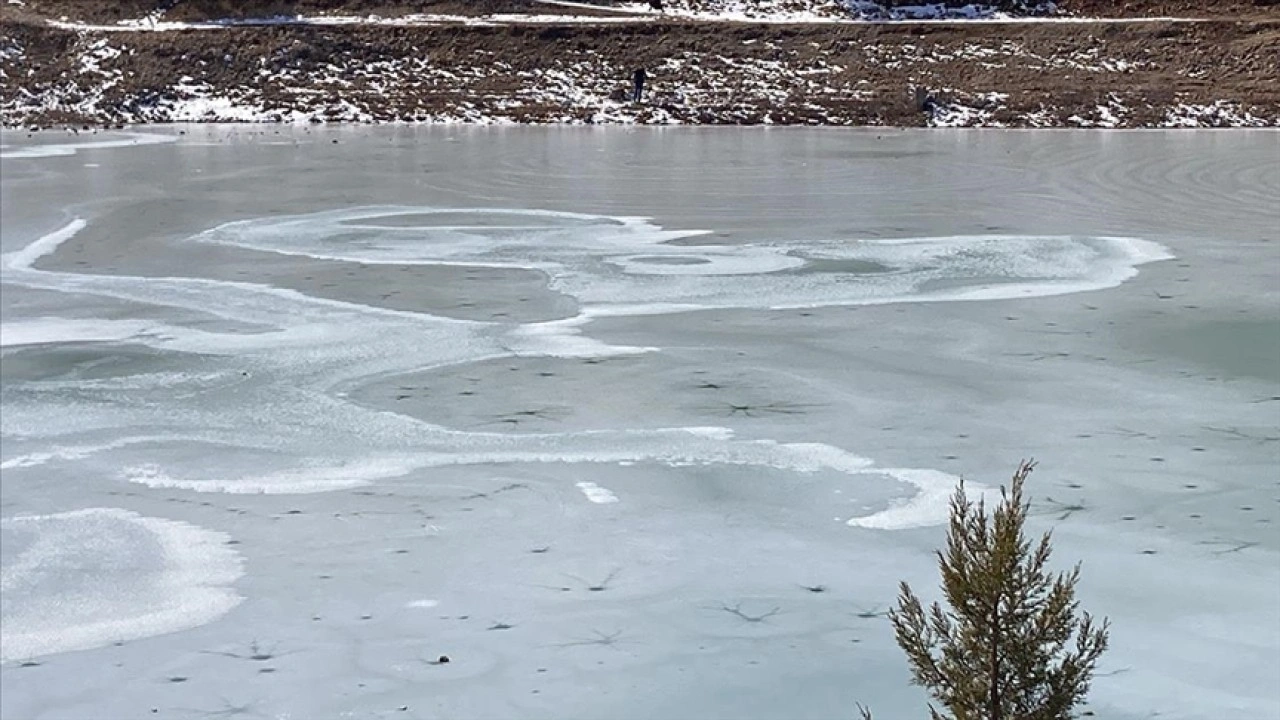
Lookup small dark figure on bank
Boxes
[632,67,647,102]
[914,86,939,113]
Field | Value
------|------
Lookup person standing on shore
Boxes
[632,67,647,102]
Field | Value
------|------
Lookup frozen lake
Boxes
[1,126,1277,720]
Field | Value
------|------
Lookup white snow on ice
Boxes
[0,133,177,159]
[577,481,621,504]
[0,508,243,662]
[189,207,1172,314]
[0,317,167,348]
[0,211,1171,533]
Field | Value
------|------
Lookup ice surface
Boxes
[0,126,1276,720]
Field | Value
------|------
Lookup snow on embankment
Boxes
[1,10,1276,128]
[618,0,1061,22]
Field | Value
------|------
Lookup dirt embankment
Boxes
[6,0,1279,22]
[2,2,1278,128]
[1065,0,1279,18]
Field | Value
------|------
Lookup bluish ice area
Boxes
[1,126,1277,720]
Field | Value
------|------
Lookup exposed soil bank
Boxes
[2,2,1277,127]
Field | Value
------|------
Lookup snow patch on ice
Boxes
[1,218,86,268]
[0,436,183,470]
[121,457,427,494]
[0,134,176,159]
[576,481,620,504]
[194,208,1174,316]
[0,508,243,662]
[107,433,954,528]
[0,317,162,347]
[681,427,737,441]
[847,468,984,529]
[508,317,658,358]
[0,213,1167,532]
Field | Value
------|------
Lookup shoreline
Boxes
[9,122,1280,133]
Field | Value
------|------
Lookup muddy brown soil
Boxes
[1065,0,1278,18]
[7,0,1278,22]
[2,2,1277,127]
[6,1,537,24]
